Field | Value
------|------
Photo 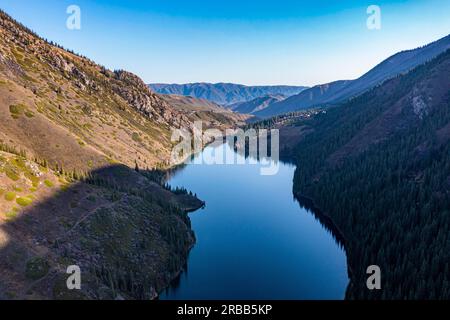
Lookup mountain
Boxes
[229,94,285,114]
[161,94,252,127]
[162,94,226,112]
[0,10,212,300]
[0,14,193,172]
[257,34,450,118]
[287,49,450,299]
[149,82,307,106]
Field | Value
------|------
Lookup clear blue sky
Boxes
[1,0,449,86]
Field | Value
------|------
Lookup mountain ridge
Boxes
[229,94,286,114]
[160,93,252,127]
[256,33,450,118]
[149,82,308,106]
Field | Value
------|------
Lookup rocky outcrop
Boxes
[0,10,188,129]
[112,70,190,127]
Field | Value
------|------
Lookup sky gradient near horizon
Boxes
[1,0,450,86]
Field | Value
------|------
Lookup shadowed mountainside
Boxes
[289,49,450,299]
[0,149,204,300]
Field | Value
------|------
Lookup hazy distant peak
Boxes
[148,83,308,106]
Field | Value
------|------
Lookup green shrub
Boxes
[25,111,35,118]
[5,211,18,220]
[16,196,33,207]
[5,211,17,220]
[44,180,54,187]
[132,132,142,143]
[5,167,20,181]
[9,104,26,115]
[5,192,16,201]
[36,101,46,113]
[12,157,26,169]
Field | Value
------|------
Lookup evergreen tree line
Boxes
[290,50,450,299]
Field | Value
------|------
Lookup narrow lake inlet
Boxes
[160,143,349,300]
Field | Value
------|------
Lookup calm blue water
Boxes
[160,143,348,300]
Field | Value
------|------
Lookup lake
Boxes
[160,143,348,300]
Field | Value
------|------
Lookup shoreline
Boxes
[153,201,204,300]
[155,162,353,300]
[294,192,354,299]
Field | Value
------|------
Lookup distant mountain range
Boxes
[256,33,450,118]
[148,83,308,106]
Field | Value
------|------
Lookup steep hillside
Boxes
[0,10,206,300]
[289,50,450,299]
[0,150,203,300]
[0,10,193,172]
[256,80,350,117]
[149,82,307,106]
[258,34,450,117]
[230,94,285,114]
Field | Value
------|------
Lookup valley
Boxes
[0,4,449,301]
[150,34,450,122]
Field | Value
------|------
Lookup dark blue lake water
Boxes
[160,143,348,300]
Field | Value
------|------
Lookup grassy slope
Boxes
[0,10,186,172]
[0,10,208,299]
